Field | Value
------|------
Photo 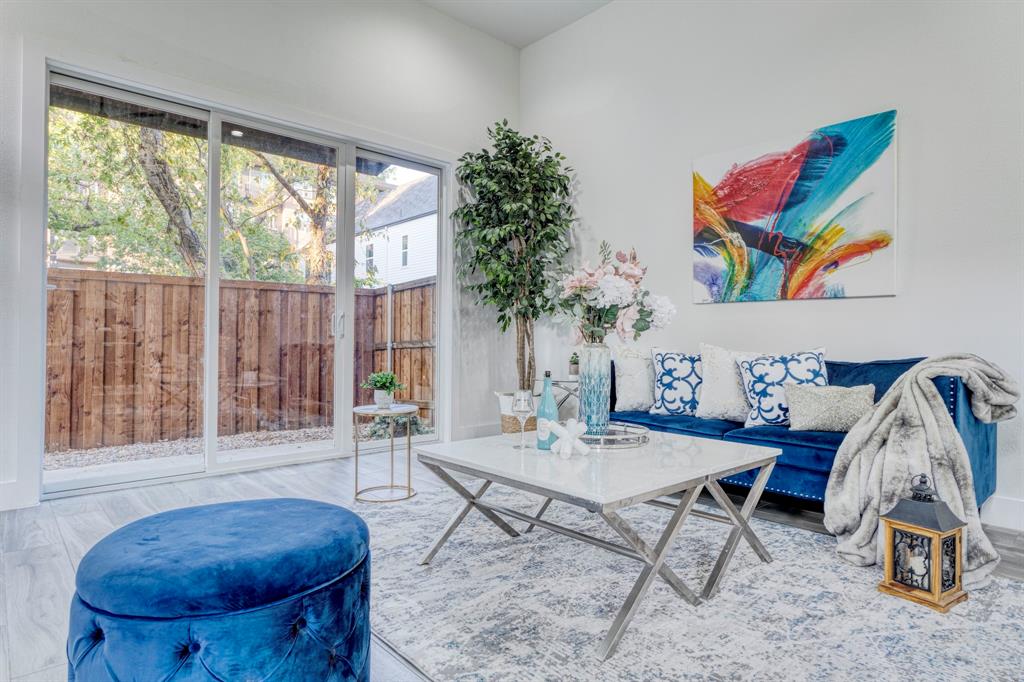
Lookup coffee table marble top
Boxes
[414,431,779,512]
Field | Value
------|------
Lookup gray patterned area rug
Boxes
[356,484,1024,681]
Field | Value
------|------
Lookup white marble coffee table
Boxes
[415,431,780,659]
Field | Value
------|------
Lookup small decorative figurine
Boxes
[548,419,590,459]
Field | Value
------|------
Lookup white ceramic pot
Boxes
[374,390,393,408]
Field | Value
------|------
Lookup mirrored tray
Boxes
[579,422,649,450]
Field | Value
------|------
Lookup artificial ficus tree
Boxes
[452,120,575,390]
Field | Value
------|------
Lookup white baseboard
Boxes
[982,495,1024,531]
[0,480,41,512]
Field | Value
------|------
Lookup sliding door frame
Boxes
[40,65,447,496]
[42,73,212,493]
[205,113,354,474]
[354,147,444,448]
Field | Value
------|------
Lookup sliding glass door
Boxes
[352,151,440,447]
[44,76,210,487]
[42,72,442,492]
[215,121,342,463]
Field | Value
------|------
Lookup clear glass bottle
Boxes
[536,371,558,450]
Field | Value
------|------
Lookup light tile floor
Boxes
[0,453,436,682]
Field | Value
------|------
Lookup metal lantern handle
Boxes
[910,473,937,502]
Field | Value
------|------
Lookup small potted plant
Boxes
[361,371,406,409]
[569,352,580,376]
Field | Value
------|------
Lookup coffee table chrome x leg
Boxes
[524,497,552,533]
[701,461,775,599]
[419,463,519,565]
[600,508,702,607]
[597,483,704,660]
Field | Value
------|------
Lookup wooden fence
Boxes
[44,269,435,451]
[354,277,436,423]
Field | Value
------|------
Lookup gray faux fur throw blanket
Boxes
[824,354,1019,588]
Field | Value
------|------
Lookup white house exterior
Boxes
[355,213,437,286]
[352,174,438,286]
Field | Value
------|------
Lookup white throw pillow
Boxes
[694,343,761,422]
[612,348,655,412]
[649,349,701,416]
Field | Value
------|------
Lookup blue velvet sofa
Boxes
[611,358,996,508]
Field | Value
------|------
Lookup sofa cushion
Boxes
[612,410,741,439]
[724,426,845,473]
[825,357,923,401]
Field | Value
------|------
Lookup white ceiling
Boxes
[423,0,610,48]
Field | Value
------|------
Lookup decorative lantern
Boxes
[878,474,968,613]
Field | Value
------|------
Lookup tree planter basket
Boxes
[501,414,536,434]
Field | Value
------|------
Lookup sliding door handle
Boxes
[332,312,345,338]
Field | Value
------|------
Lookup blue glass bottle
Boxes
[536,371,558,450]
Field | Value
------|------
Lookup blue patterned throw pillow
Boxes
[649,350,702,416]
[737,350,828,427]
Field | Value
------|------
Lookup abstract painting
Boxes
[692,110,896,303]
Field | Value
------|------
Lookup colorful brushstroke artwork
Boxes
[692,110,896,303]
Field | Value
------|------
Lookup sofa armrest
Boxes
[933,376,997,507]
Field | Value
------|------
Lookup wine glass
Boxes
[511,389,535,450]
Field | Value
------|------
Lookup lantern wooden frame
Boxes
[879,518,967,613]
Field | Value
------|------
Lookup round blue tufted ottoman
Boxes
[67,498,371,681]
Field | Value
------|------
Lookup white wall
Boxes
[0,0,519,509]
[522,0,1024,529]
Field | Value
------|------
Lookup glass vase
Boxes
[578,342,611,436]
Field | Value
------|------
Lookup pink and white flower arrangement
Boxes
[557,241,676,343]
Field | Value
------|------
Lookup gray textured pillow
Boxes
[786,384,875,432]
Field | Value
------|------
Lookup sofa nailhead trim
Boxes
[721,477,824,502]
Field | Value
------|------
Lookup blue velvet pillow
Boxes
[737,350,828,426]
[649,350,701,416]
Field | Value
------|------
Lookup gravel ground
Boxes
[43,423,435,470]
[45,426,334,470]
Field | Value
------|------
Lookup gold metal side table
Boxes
[353,403,418,503]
